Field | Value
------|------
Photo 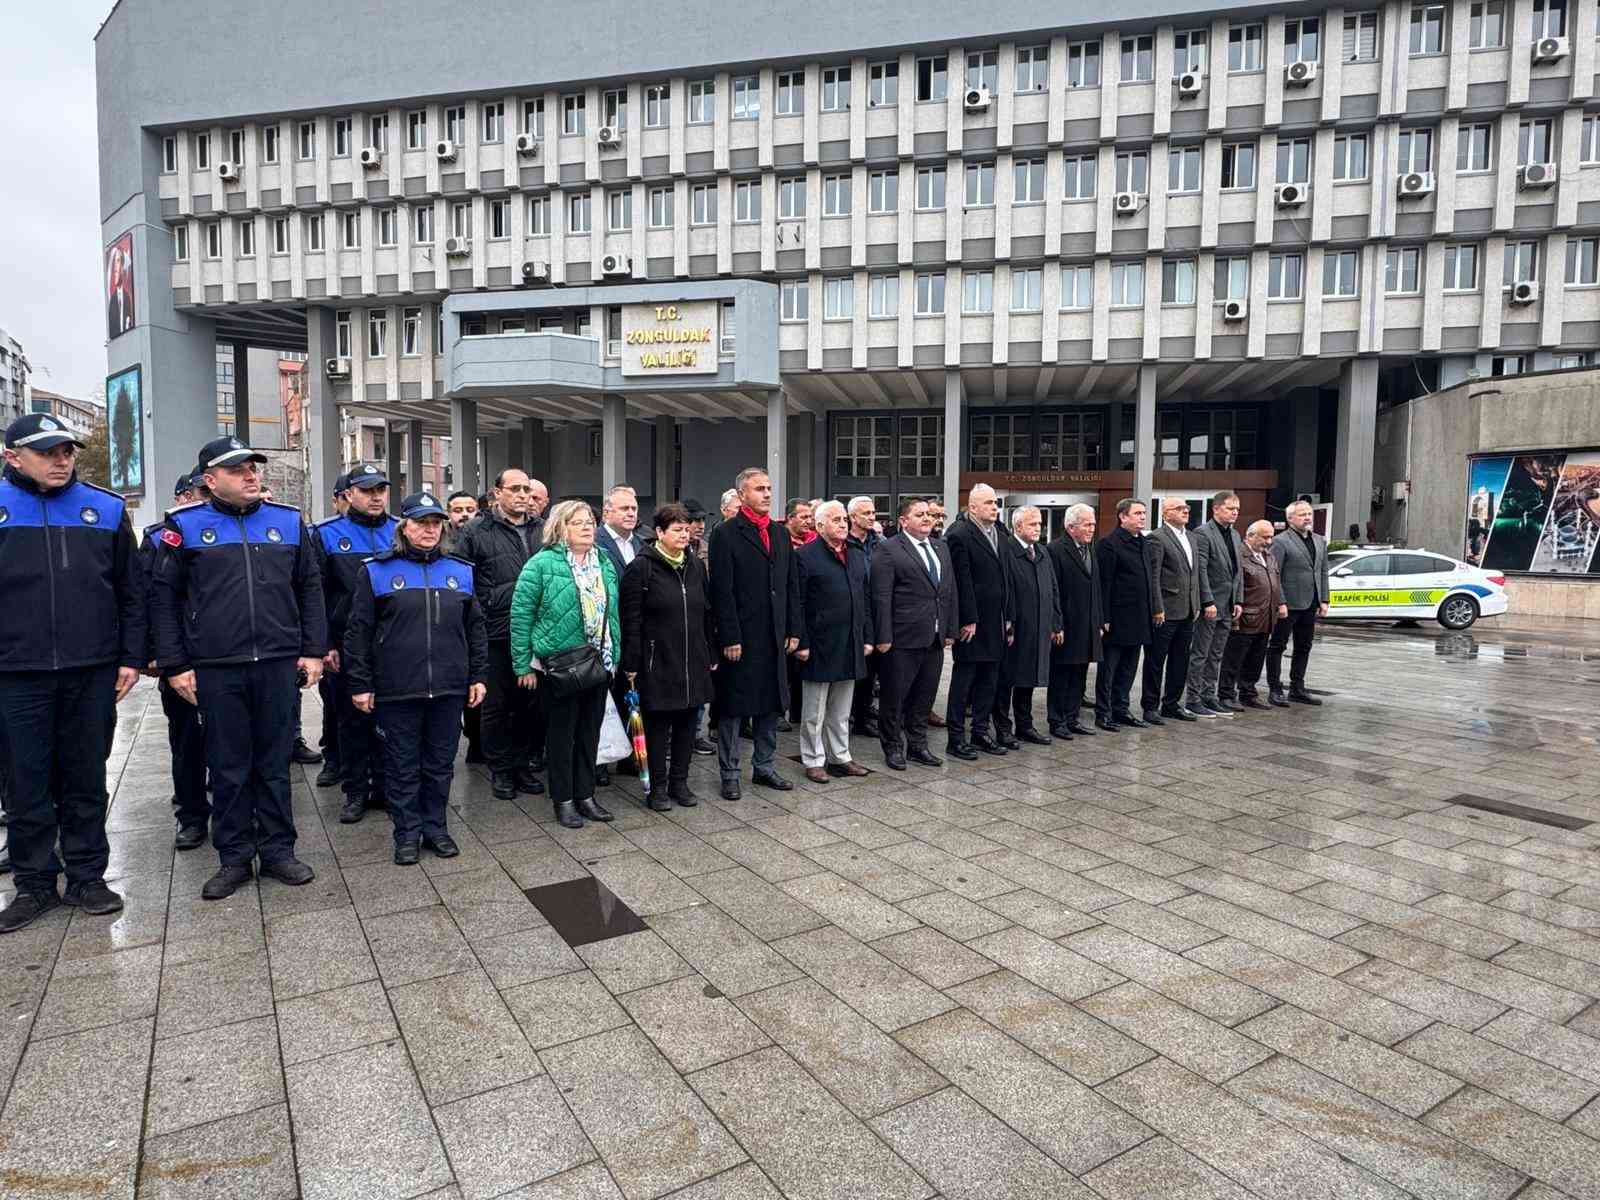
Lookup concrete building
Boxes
[1,327,29,429]
[96,0,1600,534]
[28,388,106,434]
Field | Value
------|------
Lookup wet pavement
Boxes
[1,615,1598,1200]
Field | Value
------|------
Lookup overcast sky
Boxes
[2,3,110,402]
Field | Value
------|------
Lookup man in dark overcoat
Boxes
[1094,498,1156,731]
[995,505,1062,744]
[943,483,1013,759]
[793,501,874,782]
[1047,503,1102,738]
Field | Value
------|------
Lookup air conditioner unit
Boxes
[324,357,350,379]
[515,132,541,157]
[1275,182,1308,208]
[776,221,805,247]
[434,139,458,162]
[1532,35,1569,64]
[1509,280,1540,305]
[358,147,383,169]
[1113,190,1145,215]
[1398,171,1435,198]
[1519,162,1558,189]
[1285,60,1319,87]
[600,252,632,277]
[521,260,550,282]
[963,86,992,112]
[596,125,622,148]
[444,236,471,258]
[1222,299,1248,322]
[1175,71,1203,97]
[215,161,240,182]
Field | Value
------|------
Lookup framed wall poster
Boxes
[1467,449,1600,576]
[105,230,136,340]
[105,364,145,496]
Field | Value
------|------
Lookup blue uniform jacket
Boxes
[314,510,399,645]
[343,548,488,702]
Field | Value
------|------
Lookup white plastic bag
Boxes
[597,692,630,765]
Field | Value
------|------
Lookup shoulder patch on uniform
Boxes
[161,528,183,547]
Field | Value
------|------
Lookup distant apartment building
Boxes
[0,327,29,428]
[29,388,106,434]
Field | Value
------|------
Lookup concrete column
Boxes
[766,389,787,511]
[653,414,676,507]
[1290,389,1320,498]
[450,397,479,499]
[504,423,525,471]
[306,307,342,519]
[482,431,509,486]
[407,420,425,494]
[1134,365,1158,505]
[1334,357,1379,539]
[811,411,827,502]
[385,423,405,491]
[231,342,251,444]
[522,418,549,485]
[601,395,627,494]
[943,369,963,518]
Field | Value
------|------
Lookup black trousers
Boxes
[483,638,537,775]
[881,641,942,757]
[1094,643,1143,721]
[1267,605,1318,692]
[317,672,341,772]
[1141,617,1195,714]
[643,707,695,790]
[378,695,465,846]
[463,702,482,756]
[333,666,384,802]
[1222,630,1270,698]
[1003,687,1042,733]
[0,665,114,895]
[196,658,299,868]
[160,677,209,827]
[546,681,607,805]
[945,658,999,740]
[850,653,881,725]
[787,655,804,723]
[1047,662,1090,729]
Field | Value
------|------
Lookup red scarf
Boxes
[741,505,771,554]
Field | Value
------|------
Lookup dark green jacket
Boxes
[509,545,621,675]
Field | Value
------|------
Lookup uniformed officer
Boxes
[150,435,327,901]
[0,413,146,933]
[312,463,396,824]
[314,471,351,788]
[142,470,210,851]
[345,492,488,864]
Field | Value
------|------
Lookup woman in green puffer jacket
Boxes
[509,499,621,829]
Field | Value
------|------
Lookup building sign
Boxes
[1465,450,1600,575]
[620,301,719,376]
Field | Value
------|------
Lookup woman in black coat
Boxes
[793,503,875,781]
[621,503,716,811]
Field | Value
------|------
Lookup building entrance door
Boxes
[996,492,1098,543]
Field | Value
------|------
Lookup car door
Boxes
[1385,553,1452,617]
[1327,553,1389,616]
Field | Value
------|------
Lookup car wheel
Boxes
[1437,594,1479,631]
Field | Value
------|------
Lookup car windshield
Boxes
[1329,551,1359,568]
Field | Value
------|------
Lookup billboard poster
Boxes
[105,231,136,340]
[1468,450,1600,576]
[105,364,145,496]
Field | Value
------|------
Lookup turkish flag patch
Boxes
[160,529,183,547]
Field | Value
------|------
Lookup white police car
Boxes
[1325,547,1509,630]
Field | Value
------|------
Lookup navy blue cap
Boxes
[173,473,198,498]
[399,491,446,519]
[196,435,267,469]
[4,412,85,452]
[346,461,389,489]
[332,471,350,496]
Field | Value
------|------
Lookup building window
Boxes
[1409,4,1445,55]
[1220,143,1256,189]
[966,50,998,92]
[1519,118,1554,166]
[341,211,360,249]
[898,415,943,477]
[296,122,316,161]
[963,162,995,207]
[162,136,177,172]
[407,110,428,150]
[868,170,898,213]
[732,76,760,120]
[775,71,804,116]
[1228,24,1264,71]
[780,278,809,321]
[1532,0,1566,38]
[1583,116,1600,163]
[173,224,189,262]
[868,60,898,107]
[821,66,851,112]
[734,180,761,223]
[1215,256,1250,301]
[601,90,626,132]
[1016,45,1049,92]
[970,415,1031,471]
[378,207,398,246]
[835,415,892,477]
[1385,246,1422,293]
[1068,41,1101,87]
[261,125,279,164]
[643,86,668,129]
[1167,146,1202,193]
[916,56,949,102]
[823,276,853,320]
[1562,238,1597,285]
[203,220,221,259]
[1115,151,1149,194]
[1162,259,1198,304]
[480,101,503,143]
[487,199,508,240]
[1555,352,1595,369]
[912,166,949,212]
[524,98,545,138]
[1397,127,1434,174]
[1277,137,1312,184]
[1458,123,1492,172]
[778,177,806,219]
[869,273,900,318]
[1323,249,1360,297]
[304,213,323,252]
[229,129,245,164]
[915,271,946,315]
[562,94,585,135]
[402,307,422,356]
[822,174,852,217]
[648,186,673,228]
[1064,155,1097,199]
[1039,413,1106,470]
[1188,408,1259,469]
[1061,264,1094,308]
[1491,355,1526,376]
[193,132,210,169]
[526,195,550,236]
[1504,240,1539,285]
[368,310,387,358]
[366,114,387,150]
[413,205,433,244]
[1285,17,1321,63]
[1268,252,1303,299]
[1344,11,1380,62]
[1010,268,1042,312]
[439,106,463,144]
[687,80,714,124]
[607,189,632,232]
[1013,159,1045,204]
[567,192,591,234]
[1443,243,1478,290]
[1174,29,1208,72]
[449,202,472,240]
[1469,0,1506,47]
[238,218,254,257]
[691,183,717,225]
[1333,132,1369,180]
[335,312,352,359]
[1109,261,1144,306]
[329,118,350,158]
[1121,35,1154,81]
[962,271,994,313]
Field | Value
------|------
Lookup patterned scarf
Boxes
[566,546,613,671]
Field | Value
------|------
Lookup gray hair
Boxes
[605,484,636,502]
[720,488,739,509]
[1010,505,1041,529]
[1246,518,1276,539]
[734,467,768,494]
[1285,499,1314,517]
[848,495,875,515]
[969,483,997,504]
[1065,503,1096,527]
[814,500,846,524]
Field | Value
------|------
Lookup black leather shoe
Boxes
[998,734,1022,750]
[260,857,316,886]
[394,841,421,866]
[175,822,208,851]
[648,791,673,812]
[516,769,546,796]
[776,718,794,733]
[423,834,460,858]
[1094,717,1121,732]
[946,741,979,762]
[63,880,123,915]
[720,780,743,800]
[1065,721,1095,736]
[971,734,1007,756]
[491,772,518,800]
[884,754,907,771]
[693,737,717,756]
[555,800,584,829]
[1289,690,1323,706]
[855,718,880,738]
[339,795,367,824]
[575,796,614,822]
[752,771,794,791]
[1048,725,1075,740]
[0,890,60,933]
[1216,697,1244,713]
[1017,729,1052,746]
[1141,711,1167,726]
[907,748,943,767]
[201,863,253,901]
[314,764,342,788]
[1118,715,1150,728]
[1162,706,1200,722]
[595,765,611,788]
[668,783,699,807]
[1268,690,1292,708]
[1239,694,1269,710]
[291,738,323,765]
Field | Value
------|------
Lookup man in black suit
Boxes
[870,497,957,771]
[1141,497,1203,724]
[943,484,1013,760]
[1046,503,1101,738]
[1094,498,1156,731]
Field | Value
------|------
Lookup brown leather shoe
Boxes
[804,767,831,784]
[829,761,869,777]
[926,711,947,728]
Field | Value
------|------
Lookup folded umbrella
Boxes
[624,690,651,792]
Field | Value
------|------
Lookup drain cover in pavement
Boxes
[523,876,650,947]
[1446,793,1593,832]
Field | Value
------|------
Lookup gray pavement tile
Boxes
[617,824,739,877]
[576,929,695,994]
[490,1162,625,1199]
[802,841,943,902]
[660,1163,784,1199]
[1165,893,1370,975]
[1095,898,1223,953]
[432,1076,597,1200]
[1079,980,1273,1083]
[544,1025,746,1200]
[1295,881,1519,959]
[688,1045,931,1200]
[1570,1002,1600,1039]
[1507,888,1600,927]
[977,887,1101,937]
[771,924,957,1030]
[688,866,830,940]
[870,1085,1093,1200]
[33,941,163,1038]
[286,1038,453,1200]
[701,826,826,882]
[255,853,353,921]
[1154,837,1325,891]
[1082,861,1192,904]
[1227,1056,1525,1200]
[147,1014,285,1136]
[895,1008,1151,1174]
[1571,1095,1600,1139]
[585,851,707,914]
[1338,957,1509,1031]
[1396,1022,1600,1121]
[161,897,266,968]
[431,864,549,939]
[136,1101,297,1200]
[1174,867,1365,939]
[747,812,842,851]
[473,924,587,989]
[969,847,1127,909]
[1064,926,1274,1025]
[814,811,915,850]
[1492,943,1600,998]
[503,969,632,1050]
[364,903,476,988]
[874,840,1018,900]
[1423,1086,1600,1200]
[964,925,1123,1000]
[649,903,804,997]
[870,926,997,988]
[57,869,170,961]
[1475,1009,1600,1086]
[486,836,591,889]
[1320,843,1510,904]
[735,978,946,1116]
[1082,1136,1257,1200]
[275,979,399,1066]
[265,905,377,1001]
[0,1017,151,1200]
[341,859,443,918]
[1256,844,1447,904]
[780,870,925,940]
[388,967,542,1105]
[620,973,772,1072]
[898,819,1008,859]
[895,889,1013,940]
[1420,893,1600,968]
[155,948,273,1039]
[1097,1057,1411,1200]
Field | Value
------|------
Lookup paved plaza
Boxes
[2,618,1599,1200]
